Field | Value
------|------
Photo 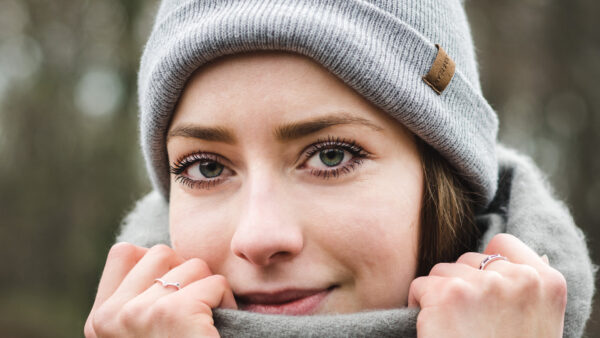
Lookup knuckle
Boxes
[545,269,568,306]
[428,263,444,276]
[149,244,174,261]
[408,276,424,291]
[483,270,504,291]
[487,233,515,252]
[83,317,96,338]
[150,243,172,255]
[187,258,211,275]
[92,303,118,335]
[501,265,542,309]
[149,297,177,325]
[92,304,112,326]
[211,274,230,289]
[119,301,145,329]
[443,277,470,301]
[515,264,542,291]
[107,242,137,261]
[457,252,477,264]
[480,270,509,302]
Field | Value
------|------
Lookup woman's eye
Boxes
[188,160,225,179]
[301,137,370,179]
[320,149,345,166]
[170,153,233,190]
[307,148,350,168]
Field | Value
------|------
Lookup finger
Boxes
[113,244,185,299]
[160,275,238,311]
[135,276,234,338]
[93,243,148,308]
[457,252,511,272]
[484,234,547,270]
[429,262,481,278]
[133,258,213,308]
[407,275,446,308]
[85,243,147,337]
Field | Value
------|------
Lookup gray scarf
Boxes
[117,145,595,337]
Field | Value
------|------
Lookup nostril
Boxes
[269,251,292,262]
[233,249,249,262]
[233,246,295,266]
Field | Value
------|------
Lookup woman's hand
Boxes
[84,243,237,338]
[408,233,567,338]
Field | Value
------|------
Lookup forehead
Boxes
[175,52,366,117]
[169,51,408,142]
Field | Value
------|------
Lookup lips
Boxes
[236,287,334,315]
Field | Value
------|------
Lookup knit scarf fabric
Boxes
[116,145,595,337]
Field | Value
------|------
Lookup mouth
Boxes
[235,286,336,315]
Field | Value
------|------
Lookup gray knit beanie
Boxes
[139,0,499,205]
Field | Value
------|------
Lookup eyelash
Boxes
[170,153,228,190]
[169,135,370,190]
[301,136,369,179]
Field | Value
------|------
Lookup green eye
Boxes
[319,149,345,167]
[198,161,224,178]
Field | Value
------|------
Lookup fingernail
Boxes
[541,254,550,265]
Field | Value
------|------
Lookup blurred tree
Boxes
[0,0,152,336]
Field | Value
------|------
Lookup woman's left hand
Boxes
[408,233,567,338]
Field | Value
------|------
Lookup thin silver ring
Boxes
[479,254,508,270]
[154,278,182,290]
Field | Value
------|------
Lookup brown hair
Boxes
[415,139,481,277]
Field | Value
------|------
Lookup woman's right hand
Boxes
[84,243,237,338]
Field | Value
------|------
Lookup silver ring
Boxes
[154,278,182,290]
[479,254,508,270]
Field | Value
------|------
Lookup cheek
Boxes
[324,161,421,253]
[318,189,420,275]
[168,192,233,268]
[306,167,422,308]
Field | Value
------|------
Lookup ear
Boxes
[116,190,171,247]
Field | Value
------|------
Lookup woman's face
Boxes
[167,51,423,315]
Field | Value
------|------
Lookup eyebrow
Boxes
[167,112,384,144]
[275,113,384,141]
[167,125,236,144]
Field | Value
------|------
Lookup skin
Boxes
[84,52,567,337]
[166,51,422,313]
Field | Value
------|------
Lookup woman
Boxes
[85,0,595,337]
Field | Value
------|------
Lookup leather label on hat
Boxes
[422,44,456,95]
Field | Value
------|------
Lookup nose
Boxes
[230,173,304,266]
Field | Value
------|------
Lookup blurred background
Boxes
[0,0,598,336]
